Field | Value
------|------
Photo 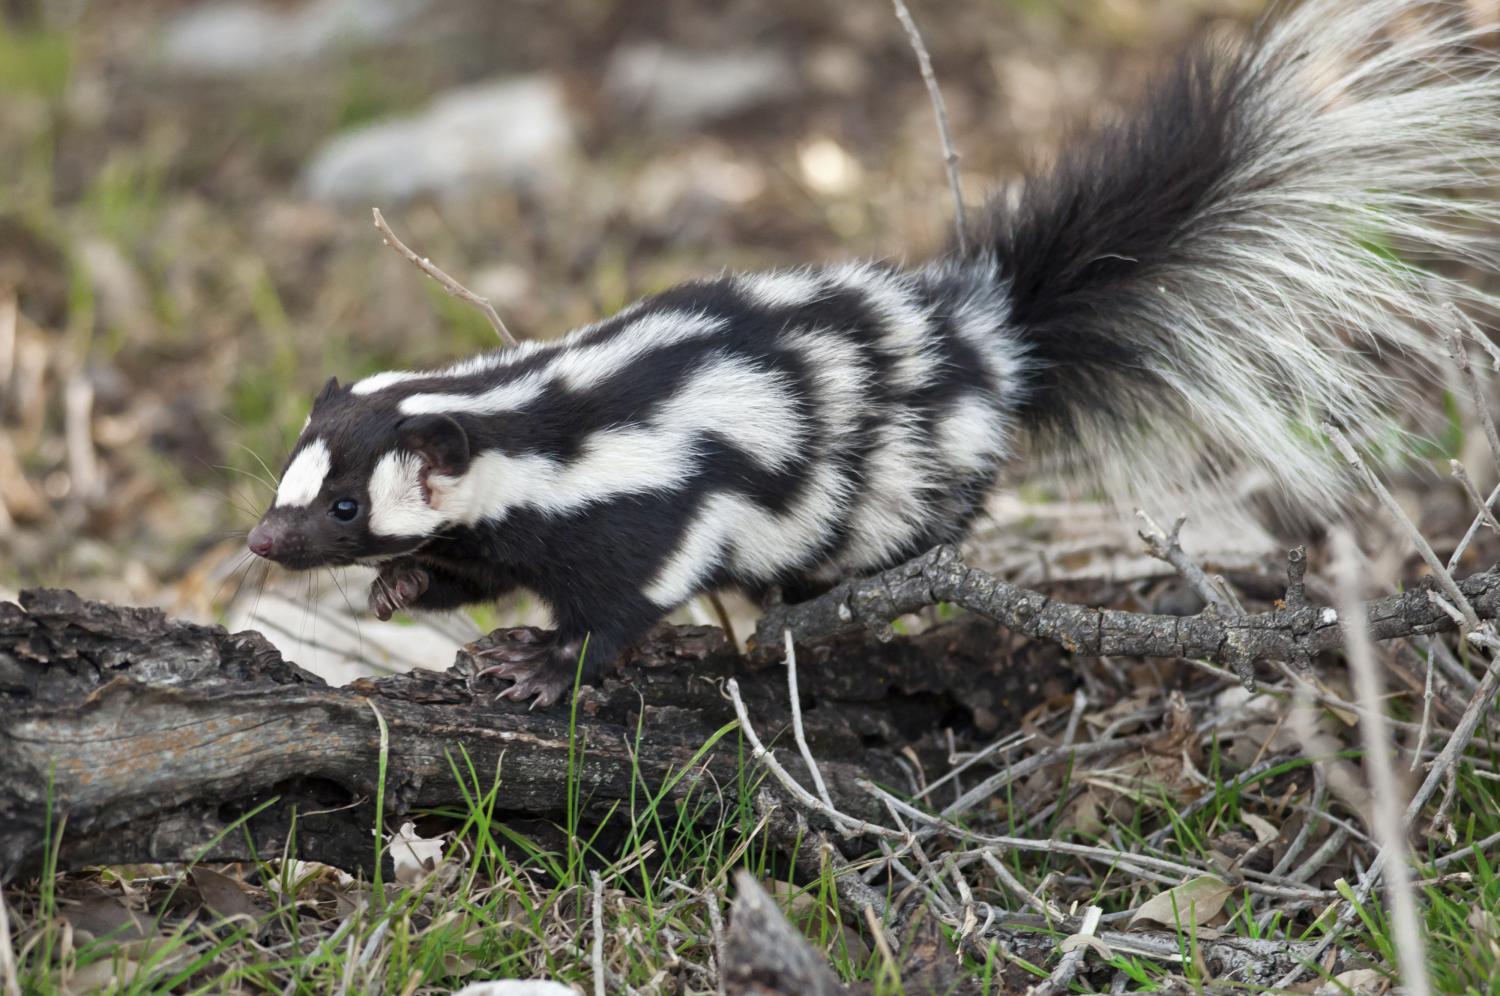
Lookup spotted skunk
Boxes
[249,0,1500,706]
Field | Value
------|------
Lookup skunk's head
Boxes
[248,377,473,569]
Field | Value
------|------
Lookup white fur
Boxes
[399,371,549,417]
[939,396,1010,473]
[658,354,805,471]
[835,415,937,570]
[987,0,1500,512]
[366,450,443,536]
[275,438,330,508]
[548,310,726,393]
[647,460,851,606]
[352,371,424,396]
[737,269,825,309]
[828,262,939,392]
[433,428,693,527]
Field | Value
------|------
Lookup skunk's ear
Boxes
[396,414,471,478]
[313,376,343,409]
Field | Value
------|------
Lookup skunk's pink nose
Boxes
[248,524,275,558]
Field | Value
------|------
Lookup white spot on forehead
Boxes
[275,438,331,508]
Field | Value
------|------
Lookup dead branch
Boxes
[754,544,1500,689]
[0,589,1054,881]
[723,872,848,996]
[370,207,518,348]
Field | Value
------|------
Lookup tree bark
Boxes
[0,588,1060,881]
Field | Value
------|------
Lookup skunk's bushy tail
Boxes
[973,0,1500,510]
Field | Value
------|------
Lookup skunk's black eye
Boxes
[330,498,359,522]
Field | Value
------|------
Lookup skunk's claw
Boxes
[369,562,431,620]
[469,628,575,708]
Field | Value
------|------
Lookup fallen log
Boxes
[0,588,1061,881]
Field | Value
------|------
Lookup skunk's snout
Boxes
[248,522,283,560]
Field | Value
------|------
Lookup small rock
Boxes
[449,982,577,996]
[605,43,797,129]
[159,0,427,75]
[302,76,573,203]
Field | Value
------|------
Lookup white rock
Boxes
[160,0,426,75]
[604,44,796,128]
[302,76,573,203]
[449,982,577,996]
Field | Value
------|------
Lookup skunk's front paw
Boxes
[369,561,431,621]
[467,628,581,709]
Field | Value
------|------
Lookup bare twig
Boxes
[1028,905,1103,996]
[370,207,518,348]
[1450,481,1500,573]
[1444,306,1500,474]
[589,871,606,996]
[703,888,728,996]
[1136,510,1240,616]
[1452,461,1500,536]
[1324,422,1478,630]
[1277,621,1500,988]
[864,781,1334,901]
[0,888,18,996]
[1415,638,1436,772]
[980,850,1064,921]
[889,0,967,253]
[725,677,903,840]
[1333,530,1431,996]
[784,630,835,812]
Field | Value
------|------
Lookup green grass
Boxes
[9,668,1500,992]
[0,24,71,98]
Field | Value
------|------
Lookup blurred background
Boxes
[0,0,1413,679]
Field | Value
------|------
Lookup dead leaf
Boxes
[1129,876,1234,930]
[1314,968,1390,995]
[63,893,152,943]
[391,821,448,885]
[62,957,142,995]
[1242,812,1279,844]
[190,867,264,924]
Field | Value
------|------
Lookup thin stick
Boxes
[371,207,518,348]
[980,850,1064,920]
[703,888,728,996]
[1030,905,1103,996]
[1415,638,1436,773]
[1324,421,1478,630]
[1332,530,1431,996]
[726,678,904,839]
[889,0,968,253]
[865,782,1334,901]
[1448,480,1500,573]
[1452,461,1500,535]
[1444,306,1500,473]
[784,629,835,811]
[1136,510,1240,617]
[591,870,606,996]
[0,888,18,996]
[1277,625,1500,987]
